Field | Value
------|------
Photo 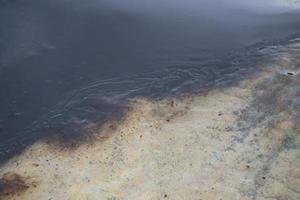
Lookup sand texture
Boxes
[0,41,300,200]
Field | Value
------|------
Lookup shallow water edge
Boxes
[0,38,299,199]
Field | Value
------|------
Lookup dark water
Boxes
[0,0,300,161]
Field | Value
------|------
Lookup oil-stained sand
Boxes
[0,40,300,200]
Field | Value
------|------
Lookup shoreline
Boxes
[0,39,299,199]
[1,33,300,165]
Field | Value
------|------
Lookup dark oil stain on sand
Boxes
[0,0,300,163]
[0,172,32,197]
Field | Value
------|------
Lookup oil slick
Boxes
[0,172,37,198]
[2,0,300,165]
[0,40,299,200]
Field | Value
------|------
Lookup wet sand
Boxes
[0,40,300,199]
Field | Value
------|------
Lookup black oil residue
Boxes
[0,0,300,163]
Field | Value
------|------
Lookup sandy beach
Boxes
[0,39,299,200]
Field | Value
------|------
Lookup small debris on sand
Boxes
[0,41,299,200]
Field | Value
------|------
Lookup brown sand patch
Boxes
[0,172,38,198]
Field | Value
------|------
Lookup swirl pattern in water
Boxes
[0,0,300,162]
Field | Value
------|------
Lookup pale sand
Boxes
[0,41,299,200]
